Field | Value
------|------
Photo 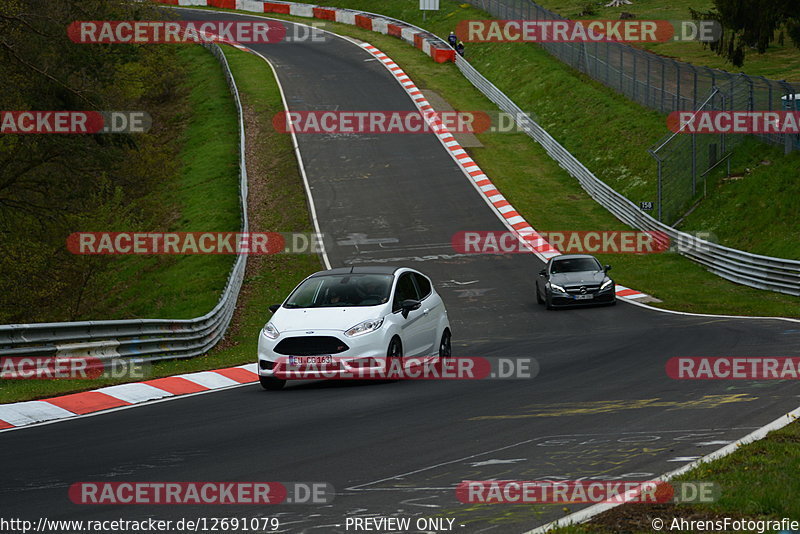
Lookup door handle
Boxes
[423,308,430,315]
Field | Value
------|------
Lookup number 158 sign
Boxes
[420,0,440,10]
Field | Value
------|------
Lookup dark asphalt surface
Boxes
[2,11,800,534]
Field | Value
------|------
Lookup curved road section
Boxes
[3,12,800,534]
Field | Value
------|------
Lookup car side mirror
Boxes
[604,265,612,272]
[539,269,547,277]
[400,299,421,318]
[269,304,281,313]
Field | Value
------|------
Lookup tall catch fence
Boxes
[464,0,798,225]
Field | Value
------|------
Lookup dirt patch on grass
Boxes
[586,502,751,533]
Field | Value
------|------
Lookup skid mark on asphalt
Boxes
[343,428,756,531]
[724,382,789,391]
[336,236,457,258]
[469,394,758,420]
[344,253,474,264]
[227,429,757,533]
[347,428,754,493]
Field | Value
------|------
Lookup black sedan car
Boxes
[535,254,616,309]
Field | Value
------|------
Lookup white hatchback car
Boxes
[257,266,451,390]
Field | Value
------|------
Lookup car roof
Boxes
[308,266,403,277]
[550,254,599,261]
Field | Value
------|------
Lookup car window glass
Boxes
[413,273,432,299]
[285,278,323,308]
[393,273,420,310]
[550,258,601,274]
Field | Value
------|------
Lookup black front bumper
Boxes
[549,289,616,307]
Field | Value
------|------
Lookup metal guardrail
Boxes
[0,42,250,362]
[454,56,800,296]
[309,4,453,58]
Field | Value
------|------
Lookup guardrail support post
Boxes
[657,159,663,222]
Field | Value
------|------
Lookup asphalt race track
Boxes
[3,11,800,534]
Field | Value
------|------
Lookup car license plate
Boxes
[574,294,593,300]
[288,355,333,366]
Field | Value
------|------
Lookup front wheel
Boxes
[439,329,452,359]
[386,337,403,379]
[536,285,544,304]
[259,375,285,391]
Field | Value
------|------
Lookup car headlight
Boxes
[261,323,279,339]
[549,283,566,293]
[600,279,614,290]
[345,318,384,337]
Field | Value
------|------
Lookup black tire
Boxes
[259,375,285,391]
[536,284,544,304]
[386,337,403,379]
[439,329,452,359]
[545,293,555,310]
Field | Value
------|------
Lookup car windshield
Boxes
[283,274,393,308]
[550,257,602,274]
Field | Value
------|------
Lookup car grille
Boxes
[274,336,349,356]
[565,285,600,295]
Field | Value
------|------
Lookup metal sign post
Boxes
[420,0,439,22]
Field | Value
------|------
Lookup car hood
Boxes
[270,305,389,333]
[550,271,608,286]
